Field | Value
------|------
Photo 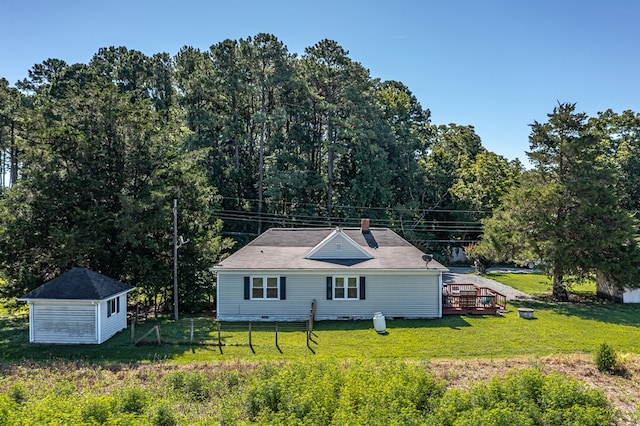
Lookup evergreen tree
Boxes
[0,60,232,310]
[0,79,24,187]
[589,109,640,211]
[479,103,639,300]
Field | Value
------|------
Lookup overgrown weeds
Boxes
[0,360,626,425]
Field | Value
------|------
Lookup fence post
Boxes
[217,322,221,347]
[275,321,278,348]
[306,319,310,347]
[248,321,252,348]
[190,319,194,344]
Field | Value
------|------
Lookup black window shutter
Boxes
[359,276,366,300]
[280,277,286,300]
[244,276,250,300]
[326,276,333,300]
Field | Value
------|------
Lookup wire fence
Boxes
[131,319,316,354]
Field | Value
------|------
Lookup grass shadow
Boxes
[314,316,474,332]
[509,299,640,326]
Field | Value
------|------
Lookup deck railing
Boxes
[442,284,506,312]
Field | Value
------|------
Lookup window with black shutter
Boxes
[280,277,286,300]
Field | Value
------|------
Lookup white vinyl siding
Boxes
[623,288,640,303]
[100,295,128,343]
[32,303,97,344]
[27,294,129,344]
[217,271,440,321]
[307,233,371,260]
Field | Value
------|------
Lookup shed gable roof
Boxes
[19,268,135,300]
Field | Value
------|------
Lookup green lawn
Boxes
[2,294,639,363]
[483,272,597,297]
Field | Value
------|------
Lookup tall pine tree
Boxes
[480,103,639,300]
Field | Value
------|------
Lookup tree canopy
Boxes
[1,35,639,308]
[477,103,639,300]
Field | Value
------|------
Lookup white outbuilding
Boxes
[17,268,135,344]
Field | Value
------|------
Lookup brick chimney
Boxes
[361,218,370,233]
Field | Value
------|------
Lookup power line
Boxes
[213,209,485,235]
[218,196,492,215]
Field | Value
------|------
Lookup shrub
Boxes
[0,394,18,425]
[8,382,28,404]
[428,369,614,426]
[242,361,445,425]
[540,373,610,411]
[542,405,613,426]
[118,386,148,414]
[594,342,618,374]
[464,243,495,274]
[165,370,211,402]
[80,395,113,424]
[151,403,177,426]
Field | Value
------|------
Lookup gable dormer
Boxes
[305,228,374,260]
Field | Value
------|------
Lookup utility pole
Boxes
[173,199,179,321]
[172,199,189,321]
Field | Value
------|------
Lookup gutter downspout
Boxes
[95,301,101,344]
[438,272,443,318]
[215,271,220,320]
[28,303,34,343]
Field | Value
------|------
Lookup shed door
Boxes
[32,304,97,344]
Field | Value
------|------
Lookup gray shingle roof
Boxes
[214,227,448,271]
[19,268,135,300]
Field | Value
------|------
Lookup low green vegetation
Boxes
[483,272,596,297]
[1,271,639,423]
[1,297,639,363]
[0,361,616,425]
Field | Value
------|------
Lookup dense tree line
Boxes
[1,33,638,306]
[0,34,522,309]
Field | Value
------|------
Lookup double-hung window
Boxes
[333,276,359,300]
[251,276,279,300]
[107,296,120,317]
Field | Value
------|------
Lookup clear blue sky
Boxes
[2,0,639,163]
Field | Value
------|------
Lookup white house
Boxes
[213,220,448,321]
[596,273,640,303]
[17,268,135,344]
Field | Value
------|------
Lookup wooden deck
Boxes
[442,284,506,315]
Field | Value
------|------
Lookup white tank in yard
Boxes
[373,312,386,334]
